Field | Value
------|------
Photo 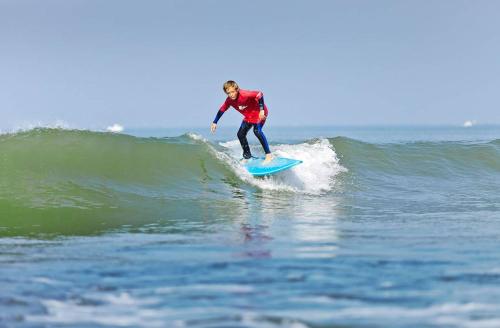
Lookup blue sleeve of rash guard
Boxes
[213,110,224,124]
[258,96,264,110]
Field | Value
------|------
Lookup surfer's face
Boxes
[226,87,239,100]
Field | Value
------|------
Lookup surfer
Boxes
[211,80,273,163]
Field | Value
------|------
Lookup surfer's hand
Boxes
[210,123,217,133]
[259,110,266,120]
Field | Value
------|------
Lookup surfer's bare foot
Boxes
[263,154,273,164]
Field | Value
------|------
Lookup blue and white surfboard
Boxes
[244,157,302,176]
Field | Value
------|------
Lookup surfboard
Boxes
[243,157,302,176]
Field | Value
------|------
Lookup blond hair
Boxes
[223,80,239,93]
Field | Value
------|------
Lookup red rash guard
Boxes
[219,89,268,124]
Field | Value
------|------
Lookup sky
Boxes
[1,0,499,130]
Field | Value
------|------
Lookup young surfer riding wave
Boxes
[210,80,273,164]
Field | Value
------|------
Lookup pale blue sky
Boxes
[1,0,499,129]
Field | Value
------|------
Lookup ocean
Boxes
[1,125,499,327]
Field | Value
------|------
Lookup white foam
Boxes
[165,134,345,194]
[26,293,311,328]
[26,296,500,328]
[263,302,500,327]
[241,312,310,328]
[463,120,477,127]
[219,139,243,154]
[1,121,128,136]
[6,120,72,134]
[32,277,65,286]
[219,138,347,195]
[106,123,124,133]
[186,132,208,142]
[26,292,167,327]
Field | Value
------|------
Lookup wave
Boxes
[0,128,344,236]
[218,137,346,194]
[0,129,235,236]
[1,128,498,236]
[330,136,500,177]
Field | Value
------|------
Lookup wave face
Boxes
[0,129,346,236]
[330,136,500,177]
[330,136,500,219]
[0,129,239,236]
[1,129,499,236]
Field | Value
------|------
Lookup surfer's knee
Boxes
[253,126,262,137]
[237,128,246,140]
[253,126,267,142]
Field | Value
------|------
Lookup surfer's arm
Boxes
[253,91,264,108]
[211,110,223,133]
[255,92,267,120]
[213,110,224,124]
[211,99,230,133]
[214,98,230,123]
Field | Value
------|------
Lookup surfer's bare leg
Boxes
[263,153,273,164]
